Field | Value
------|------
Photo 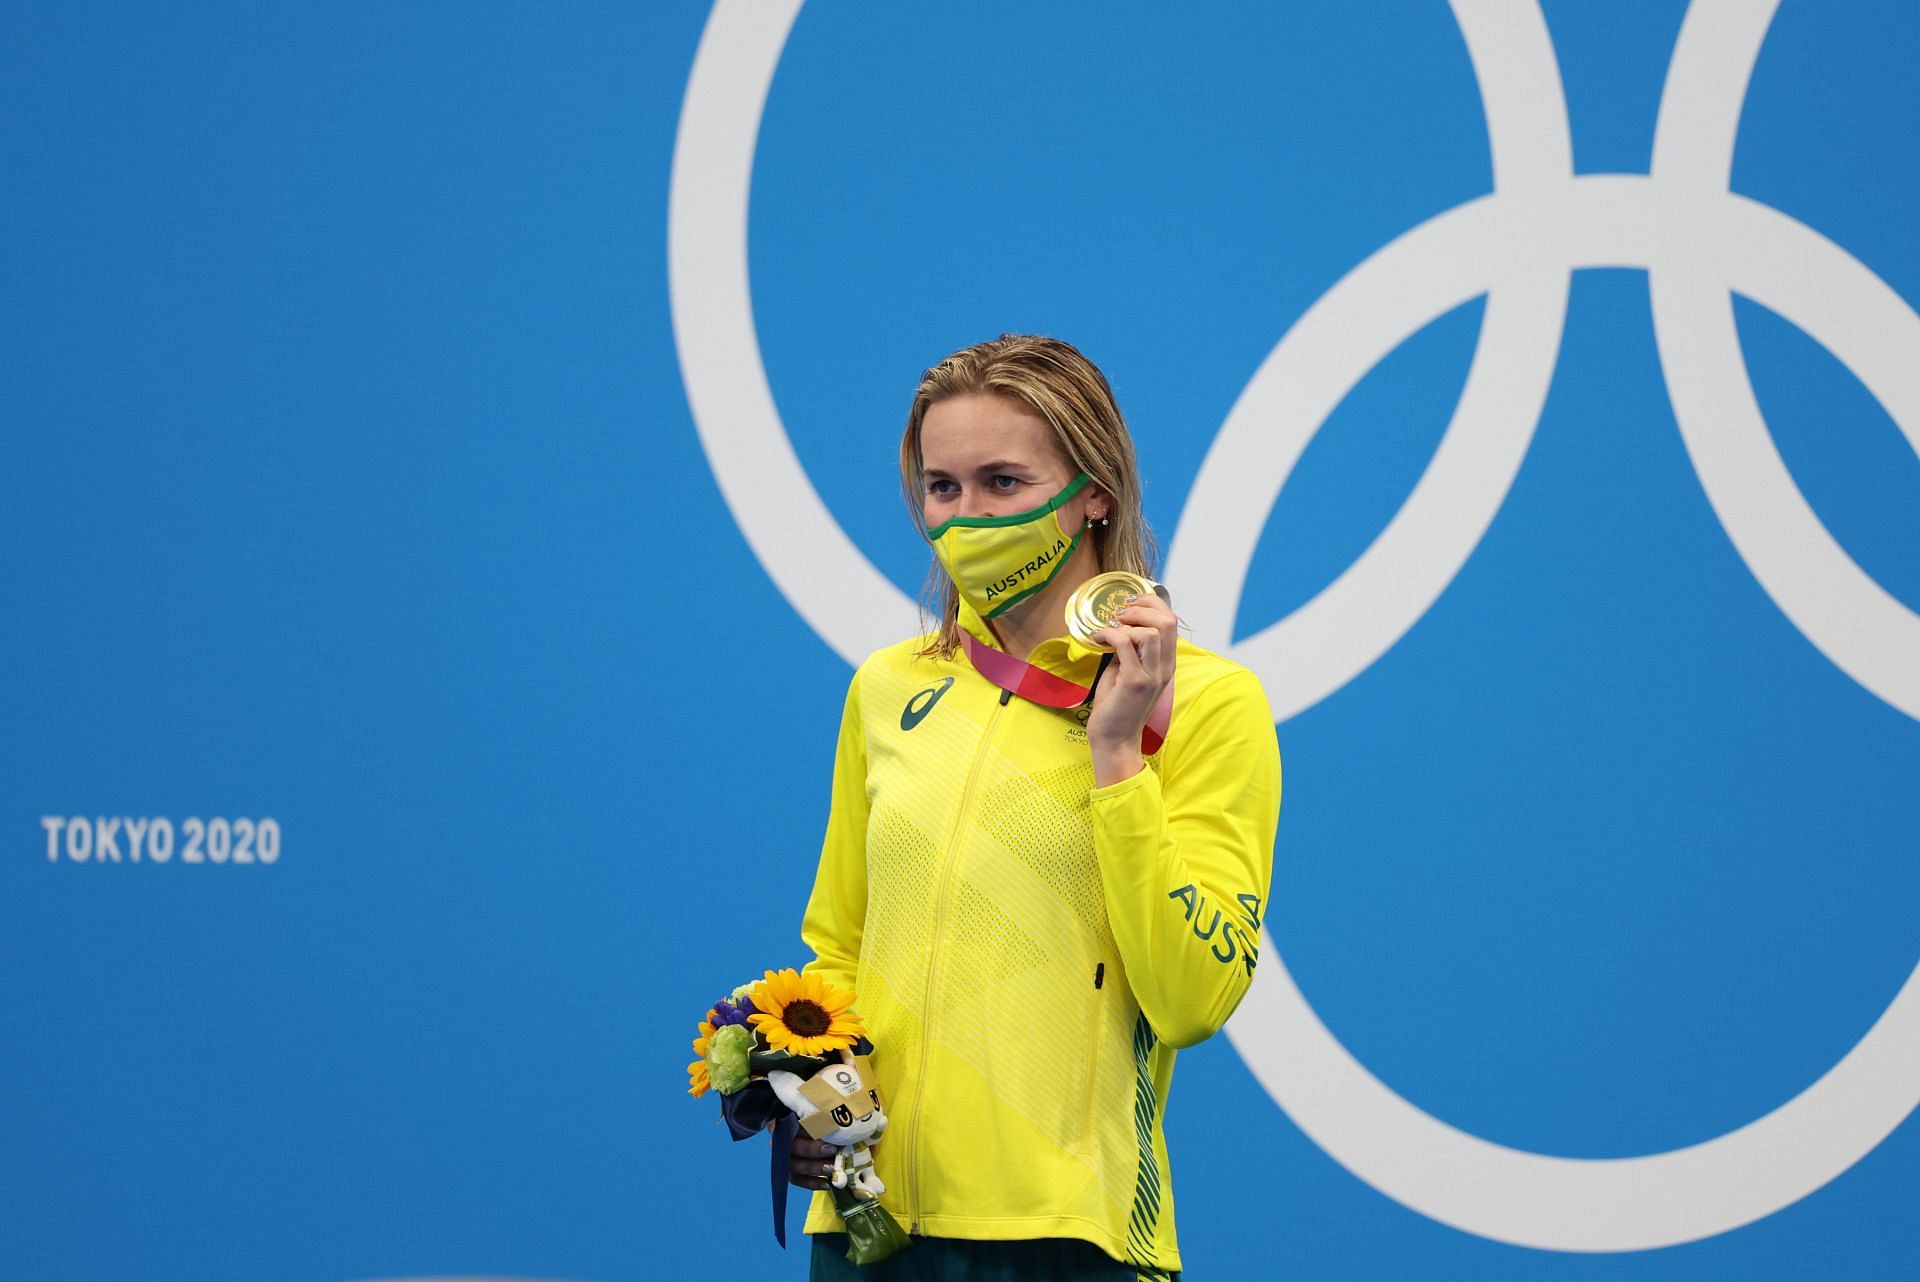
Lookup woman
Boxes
[794,335,1281,1281]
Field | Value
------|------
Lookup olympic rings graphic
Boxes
[667,0,1920,1252]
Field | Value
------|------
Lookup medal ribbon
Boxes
[960,632,1174,755]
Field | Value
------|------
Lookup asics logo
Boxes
[900,677,954,731]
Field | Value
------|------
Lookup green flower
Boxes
[707,1022,755,1095]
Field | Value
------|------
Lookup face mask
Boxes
[926,472,1092,620]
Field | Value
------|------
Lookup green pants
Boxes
[808,1233,1178,1282]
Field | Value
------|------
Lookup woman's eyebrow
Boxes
[921,460,1032,480]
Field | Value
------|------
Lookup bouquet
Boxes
[688,968,911,1266]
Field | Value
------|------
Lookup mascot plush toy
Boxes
[760,1047,909,1264]
[766,1049,888,1199]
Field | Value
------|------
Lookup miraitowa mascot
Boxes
[764,1044,911,1265]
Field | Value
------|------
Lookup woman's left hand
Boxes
[1086,591,1177,785]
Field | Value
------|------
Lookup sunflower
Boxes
[747,968,865,1057]
[686,1012,717,1098]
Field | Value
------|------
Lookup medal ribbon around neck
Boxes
[959,631,1174,755]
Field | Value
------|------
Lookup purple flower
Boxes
[710,997,751,1027]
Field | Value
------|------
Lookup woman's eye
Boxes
[990,475,1021,491]
[927,479,957,496]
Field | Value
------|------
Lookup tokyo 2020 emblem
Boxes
[668,0,1920,1252]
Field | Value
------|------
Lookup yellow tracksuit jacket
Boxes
[799,605,1282,1272]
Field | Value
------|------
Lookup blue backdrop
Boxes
[5,2,1918,1279]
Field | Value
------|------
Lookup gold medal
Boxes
[1065,571,1159,648]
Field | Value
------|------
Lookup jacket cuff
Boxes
[1088,762,1159,802]
[1088,762,1163,844]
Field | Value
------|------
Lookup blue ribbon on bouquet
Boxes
[719,1060,821,1248]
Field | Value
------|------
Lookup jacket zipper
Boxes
[905,692,1007,1233]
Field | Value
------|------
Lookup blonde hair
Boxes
[899,334,1158,657]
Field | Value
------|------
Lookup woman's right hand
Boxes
[789,1134,840,1190]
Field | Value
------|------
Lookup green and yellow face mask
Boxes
[925,472,1091,620]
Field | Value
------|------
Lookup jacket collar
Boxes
[956,596,1106,684]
